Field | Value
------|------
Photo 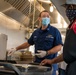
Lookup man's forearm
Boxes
[47,45,62,55]
[16,42,30,51]
[51,54,63,64]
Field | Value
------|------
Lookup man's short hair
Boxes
[39,10,49,17]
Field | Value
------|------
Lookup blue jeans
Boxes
[52,64,58,75]
[52,70,56,75]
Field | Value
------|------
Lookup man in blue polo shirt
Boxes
[8,10,63,75]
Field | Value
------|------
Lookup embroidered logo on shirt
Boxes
[46,34,54,38]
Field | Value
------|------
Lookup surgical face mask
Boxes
[42,17,50,26]
[66,9,76,22]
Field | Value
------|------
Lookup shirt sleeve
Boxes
[54,29,63,46]
[28,32,34,45]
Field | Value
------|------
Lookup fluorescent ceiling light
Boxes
[50,6,53,12]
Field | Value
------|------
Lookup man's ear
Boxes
[38,17,41,22]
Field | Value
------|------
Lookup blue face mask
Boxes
[42,17,50,26]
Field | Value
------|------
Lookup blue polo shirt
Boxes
[28,24,63,69]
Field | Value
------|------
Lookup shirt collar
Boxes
[39,24,51,32]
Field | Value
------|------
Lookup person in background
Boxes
[40,0,76,75]
[8,10,63,75]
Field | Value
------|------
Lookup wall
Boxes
[0,25,35,54]
[0,13,26,49]
[0,13,34,53]
[0,25,26,49]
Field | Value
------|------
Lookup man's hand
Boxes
[7,48,16,56]
[40,59,52,66]
[36,50,47,58]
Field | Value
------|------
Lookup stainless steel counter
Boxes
[0,62,52,75]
